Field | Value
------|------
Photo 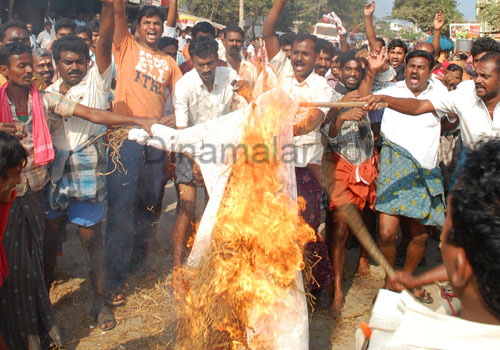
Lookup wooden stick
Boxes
[258,37,267,92]
[298,101,388,108]
[338,204,395,279]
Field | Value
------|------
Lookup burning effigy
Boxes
[129,89,316,349]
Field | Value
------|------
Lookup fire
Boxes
[176,90,316,349]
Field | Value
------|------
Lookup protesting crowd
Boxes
[0,0,499,348]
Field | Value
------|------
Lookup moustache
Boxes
[68,70,83,76]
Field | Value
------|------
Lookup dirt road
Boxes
[50,182,443,349]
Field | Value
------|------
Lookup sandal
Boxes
[440,282,456,299]
[411,287,434,304]
[106,292,125,306]
[94,305,116,331]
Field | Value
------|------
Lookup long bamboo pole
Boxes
[298,101,388,108]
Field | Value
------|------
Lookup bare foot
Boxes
[331,290,344,317]
[355,257,371,277]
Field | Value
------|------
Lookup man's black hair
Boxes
[137,5,165,25]
[0,42,31,66]
[279,32,296,47]
[188,36,218,60]
[191,22,216,39]
[0,131,27,178]
[292,33,318,53]
[55,18,76,34]
[450,138,500,318]
[223,25,244,39]
[405,50,435,70]
[447,63,463,76]
[158,36,178,51]
[388,38,408,54]
[130,20,138,35]
[32,47,51,59]
[74,26,93,42]
[376,37,386,47]
[316,38,335,58]
[478,51,500,77]
[87,19,100,34]
[52,35,90,63]
[337,49,364,70]
[44,20,53,28]
[359,44,369,51]
[0,20,28,42]
[471,37,500,58]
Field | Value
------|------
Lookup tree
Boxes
[392,0,463,35]
[478,2,500,33]
[180,0,367,33]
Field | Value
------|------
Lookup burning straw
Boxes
[176,92,316,349]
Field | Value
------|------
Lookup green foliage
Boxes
[392,0,463,34]
[180,0,367,33]
[478,2,500,32]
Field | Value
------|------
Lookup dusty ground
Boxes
[50,182,443,350]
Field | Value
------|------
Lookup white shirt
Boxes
[376,79,447,169]
[269,50,334,167]
[222,56,258,85]
[162,25,176,38]
[36,30,54,49]
[429,79,500,149]
[216,38,226,59]
[174,66,243,127]
[246,43,255,59]
[356,289,500,350]
[46,62,113,151]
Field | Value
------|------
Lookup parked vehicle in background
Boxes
[313,23,340,44]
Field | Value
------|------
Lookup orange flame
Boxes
[177,90,316,349]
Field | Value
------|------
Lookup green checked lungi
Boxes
[375,139,445,227]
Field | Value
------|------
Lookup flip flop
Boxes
[411,287,434,304]
[95,305,116,331]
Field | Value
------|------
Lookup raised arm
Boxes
[362,94,436,115]
[166,0,177,27]
[339,33,348,52]
[364,1,377,53]
[358,47,386,96]
[263,0,287,61]
[96,0,114,74]
[113,0,130,46]
[45,0,52,21]
[432,11,445,61]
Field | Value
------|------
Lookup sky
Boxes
[374,0,477,21]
